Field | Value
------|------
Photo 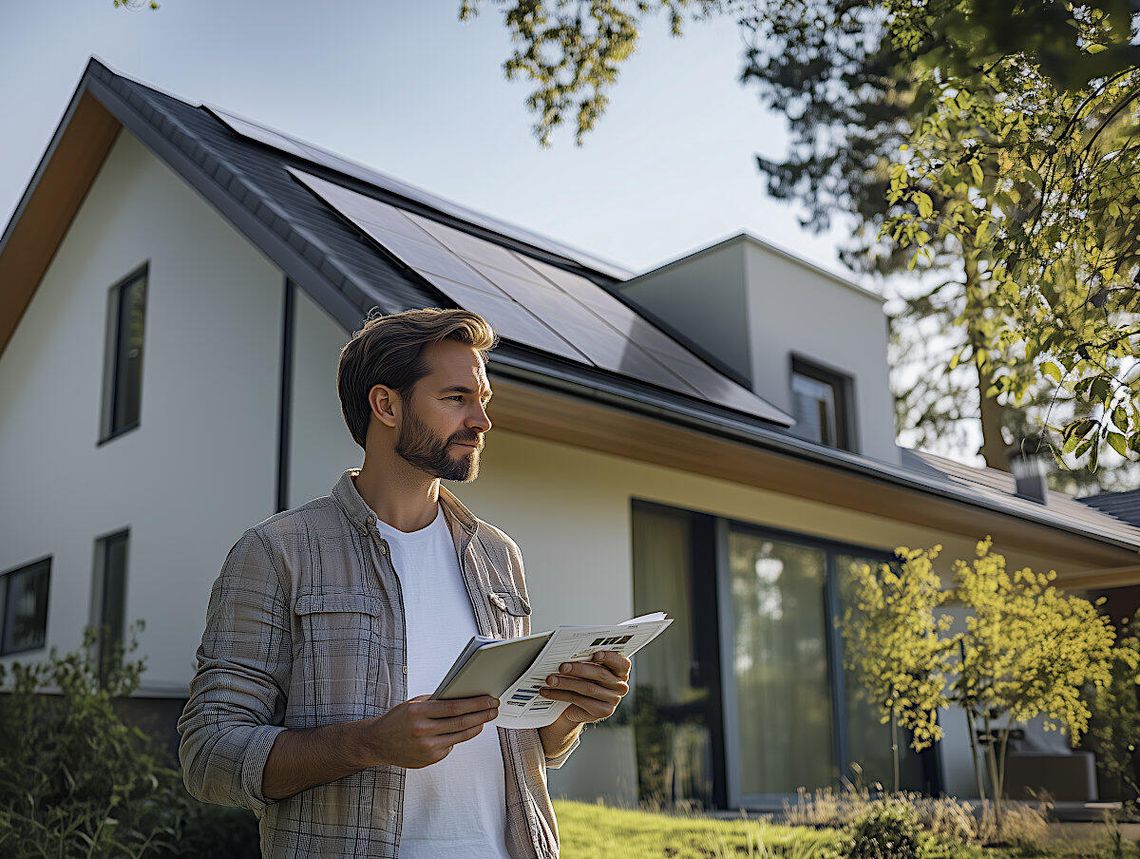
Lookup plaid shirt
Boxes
[177,468,578,858]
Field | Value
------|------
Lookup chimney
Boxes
[1009,439,1050,505]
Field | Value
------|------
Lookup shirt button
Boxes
[402,665,408,675]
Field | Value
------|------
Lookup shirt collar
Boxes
[332,468,479,546]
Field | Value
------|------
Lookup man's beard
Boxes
[395,404,481,482]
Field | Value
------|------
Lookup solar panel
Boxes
[207,107,312,161]
[289,167,792,424]
[404,213,542,281]
[415,273,589,362]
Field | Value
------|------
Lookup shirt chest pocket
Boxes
[487,588,531,639]
[293,591,395,721]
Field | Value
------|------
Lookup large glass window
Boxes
[99,266,148,442]
[836,553,929,792]
[728,530,835,798]
[0,558,51,655]
[631,499,936,809]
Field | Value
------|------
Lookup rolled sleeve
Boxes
[177,529,293,816]
[543,732,581,769]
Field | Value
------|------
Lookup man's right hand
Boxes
[358,695,499,769]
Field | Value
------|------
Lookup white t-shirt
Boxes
[374,503,510,859]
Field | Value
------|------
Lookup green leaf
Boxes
[1041,361,1062,383]
[914,191,934,219]
[1108,432,1128,457]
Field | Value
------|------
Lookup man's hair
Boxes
[337,307,498,450]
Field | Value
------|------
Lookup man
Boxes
[177,307,632,858]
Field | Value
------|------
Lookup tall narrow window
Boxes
[92,530,129,687]
[99,266,148,442]
[0,558,51,655]
[790,356,854,451]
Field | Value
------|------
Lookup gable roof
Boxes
[4,57,1140,565]
[0,57,791,430]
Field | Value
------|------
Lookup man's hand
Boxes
[359,694,499,769]
[538,650,631,725]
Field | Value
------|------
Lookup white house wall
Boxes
[740,241,900,465]
[0,130,283,694]
[287,285,364,508]
[618,241,752,383]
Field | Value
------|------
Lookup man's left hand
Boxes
[537,650,631,725]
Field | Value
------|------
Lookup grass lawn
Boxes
[552,800,1140,859]
[554,800,841,858]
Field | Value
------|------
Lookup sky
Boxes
[1,1,858,277]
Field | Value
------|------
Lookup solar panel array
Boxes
[290,168,792,424]
[208,105,631,279]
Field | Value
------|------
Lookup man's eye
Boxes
[447,395,464,401]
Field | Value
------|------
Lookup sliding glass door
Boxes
[724,528,835,801]
[632,500,937,810]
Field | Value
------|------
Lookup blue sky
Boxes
[1,1,857,278]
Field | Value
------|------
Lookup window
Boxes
[790,356,854,451]
[99,265,148,443]
[92,530,129,686]
[631,500,937,808]
[0,558,51,656]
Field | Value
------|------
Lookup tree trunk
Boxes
[891,709,900,794]
[963,252,1010,471]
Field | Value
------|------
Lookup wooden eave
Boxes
[488,375,1140,585]
[0,90,121,362]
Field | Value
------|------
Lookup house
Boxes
[3,58,1139,811]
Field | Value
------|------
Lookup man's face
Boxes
[394,340,492,482]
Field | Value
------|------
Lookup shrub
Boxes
[0,622,260,857]
[845,801,921,859]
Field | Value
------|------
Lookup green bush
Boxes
[845,801,921,859]
[0,622,259,857]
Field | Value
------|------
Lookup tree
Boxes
[881,2,1140,467]
[1081,609,1140,806]
[840,546,955,792]
[950,537,1118,825]
[459,0,730,146]
[841,538,1125,827]
[740,0,1035,474]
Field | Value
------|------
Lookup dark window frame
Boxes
[0,556,52,657]
[788,353,858,453]
[97,263,149,446]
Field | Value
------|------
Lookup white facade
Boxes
[0,131,284,693]
[620,234,900,465]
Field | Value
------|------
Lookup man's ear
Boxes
[369,384,400,430]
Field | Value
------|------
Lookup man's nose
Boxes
[469,402,491,433]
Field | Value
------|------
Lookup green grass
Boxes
[552,800,1140,859]
[554,800,843,858]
